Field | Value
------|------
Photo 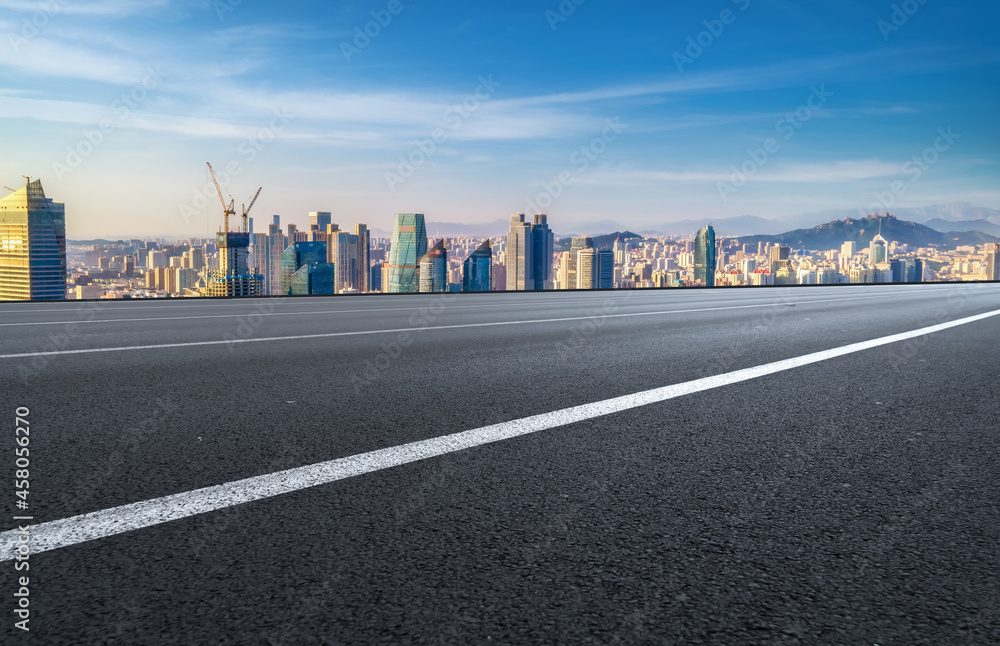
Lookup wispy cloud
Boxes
[0,0,167,16]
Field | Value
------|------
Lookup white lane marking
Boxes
[0,294,891,359]
[2,306,998,561]
[0,296,682,328]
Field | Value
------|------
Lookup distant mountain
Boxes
[890,202,1000,224]
[923,218,1000,236]
[732,213,998,251]
[654,215,785,237]
[554,231,644,252]
[655,203,1000,238]
[550,219,630,237]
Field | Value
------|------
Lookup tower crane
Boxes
[206,162,236,233]
[240,187,262,233]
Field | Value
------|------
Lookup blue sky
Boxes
[1,0,998,238]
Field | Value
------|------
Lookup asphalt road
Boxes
[1,283,999,645]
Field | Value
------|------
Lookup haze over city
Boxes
[2,0,999,239]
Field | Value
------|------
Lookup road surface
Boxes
[1,283,999,644]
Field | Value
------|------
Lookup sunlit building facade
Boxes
[0,179,66,301]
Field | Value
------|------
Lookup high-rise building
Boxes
[206,227,264,297]
[613,237,625,264]
[462,239,492,292]
[250,232,270,291]
[987,244,1000,281]
[694,225,716,286]
[386,213,428,293]
[355,224,370,292]
[506,213,533,291]
[531,213,554,290]
[266,219,286,295]
[870,235,889,266]
[597,249,614,289]
[576,248,597,290]
[566,237,593,290]
[309,212,332,232]
[869,217,889,267]
[0,179,66,301]
[329,231,359,294]
[419,239,447,293]
[841,241,856,260]
[768,244,791,281]
[279,242,335,295]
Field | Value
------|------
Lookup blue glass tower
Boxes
[462,239,492,292]
[597,248,614,289]
[280,241,335,295]
[387,213,428,293]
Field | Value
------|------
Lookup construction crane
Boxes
[206,162,236,233]
[240,187,262,233]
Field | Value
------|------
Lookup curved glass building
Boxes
[386,213,428,293]
[419,239,447,293]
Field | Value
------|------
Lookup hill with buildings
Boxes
[732,214,998,251]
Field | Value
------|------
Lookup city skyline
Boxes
[1,1,999,239]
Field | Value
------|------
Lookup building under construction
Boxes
[204,163,264,298]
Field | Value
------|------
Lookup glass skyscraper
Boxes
[462,239,492,292]
[597,249,614,289]
[419,239,447,293]
[531,213,554,290]
[387,213,428,293]
[870,234,889,266]
[0,179,66,301]
[280,241,335,295]
[694,225,716,286]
